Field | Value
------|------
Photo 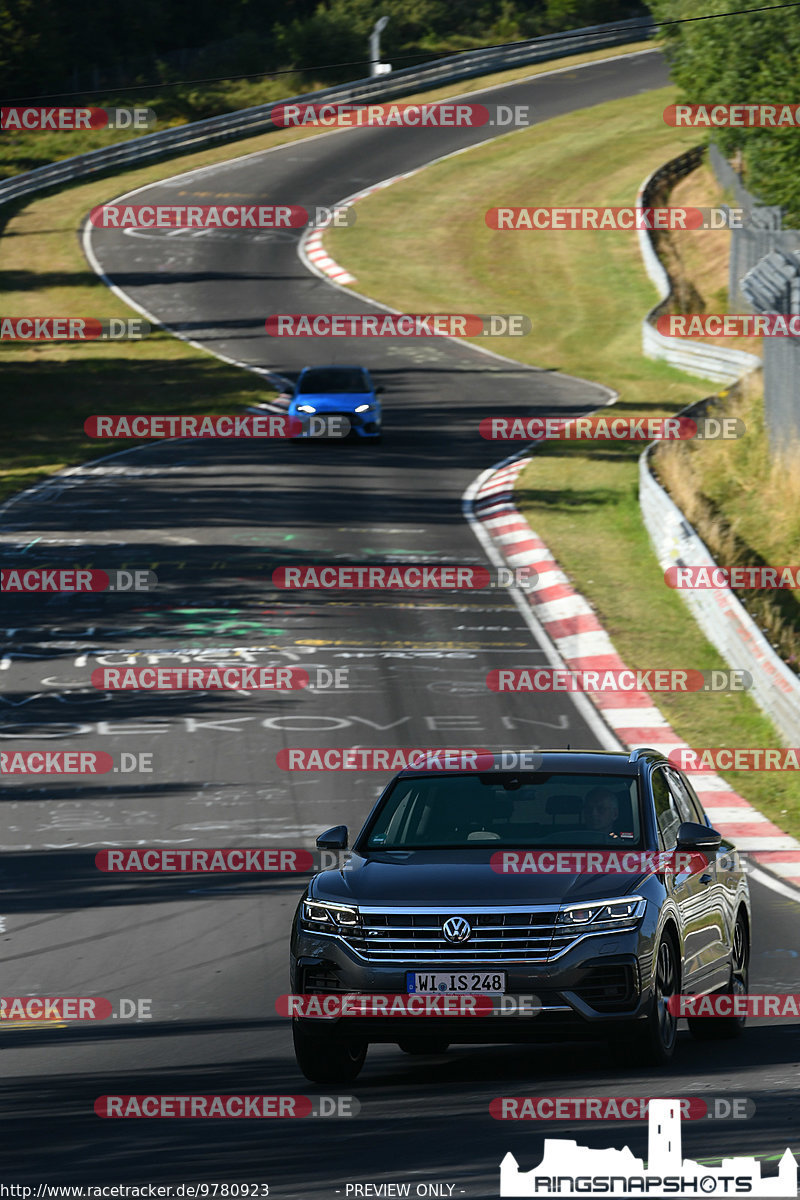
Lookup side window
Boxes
[372,786,415,845]
[651,767,682,847]
[677,771,710,826]
[665,767,706,825]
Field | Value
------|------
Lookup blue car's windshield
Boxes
[297,369,370,394]
[363,772,643,849]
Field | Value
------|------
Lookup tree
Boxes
[647,0,800,223]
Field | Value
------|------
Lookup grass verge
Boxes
[653,383,800,671]
[0,168,284,502]
[323,84,800,835]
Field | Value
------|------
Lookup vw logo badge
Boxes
[442,916,472,944]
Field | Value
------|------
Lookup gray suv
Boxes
[290,748,751,1083]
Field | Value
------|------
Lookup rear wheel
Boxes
[292,1020,367,1083]
[688,911,749,1041]
[398,1038,450,1055]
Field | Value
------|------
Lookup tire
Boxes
[398,1038,450,1055]
[688,911,750,1041]
[292,1019,367,1084]
[611,932,680,1066]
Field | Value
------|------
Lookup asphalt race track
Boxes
[2,48,800,1195]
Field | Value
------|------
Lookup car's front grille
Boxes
[310,411,354,424]
[339,906,574,964]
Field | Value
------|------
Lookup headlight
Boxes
[557,897,645,927]
[303,900,359,929]
[354,404,372,413]
[296,404,316,414]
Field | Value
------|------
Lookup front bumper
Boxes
[290,927,654,1043]
[291,411,381,438]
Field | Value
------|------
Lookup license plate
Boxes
[406,971,506,994]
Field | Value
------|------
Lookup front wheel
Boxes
[689,911,749,1041]
[292,1020,367,1084]
[612,932,680,1066]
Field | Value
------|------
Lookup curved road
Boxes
[1,48,799,1194]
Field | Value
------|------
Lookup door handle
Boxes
[700,873,713,885]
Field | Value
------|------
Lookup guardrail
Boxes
[740,248,800,454]
[636,147,761,383]
[636,149,800,742]
[640,410,800,747]
[0,17,655,209]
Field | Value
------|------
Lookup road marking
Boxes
[296,639,531,648]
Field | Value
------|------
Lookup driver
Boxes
[584,787,621,837]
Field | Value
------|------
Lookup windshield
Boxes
[297,368,370,394]
[362,772,643,850]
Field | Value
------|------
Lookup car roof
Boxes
[395,748,668,779]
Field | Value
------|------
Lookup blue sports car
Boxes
[289,366,383,440]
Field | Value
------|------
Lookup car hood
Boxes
[310,851,646,906]
[291,392,374,412]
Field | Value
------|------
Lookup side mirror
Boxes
[316,825,348,850]
[676,821,721,851]
[375,385,386,394]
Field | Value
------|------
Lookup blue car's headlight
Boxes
[354,404,373,413]
[296,404,316,414]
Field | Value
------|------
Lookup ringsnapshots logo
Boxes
[499,1098,797,1197]
[1,107,155,130]
[0,317,148,340]
[486,207,745,231]
[271,102,531,128]
[265,314,530,337]
[479,416,745,441]
[1,568,156,592]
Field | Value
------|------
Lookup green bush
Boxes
[648,0,800,223]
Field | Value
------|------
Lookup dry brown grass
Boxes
[650,161,762,357]
[654,379,800,671]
